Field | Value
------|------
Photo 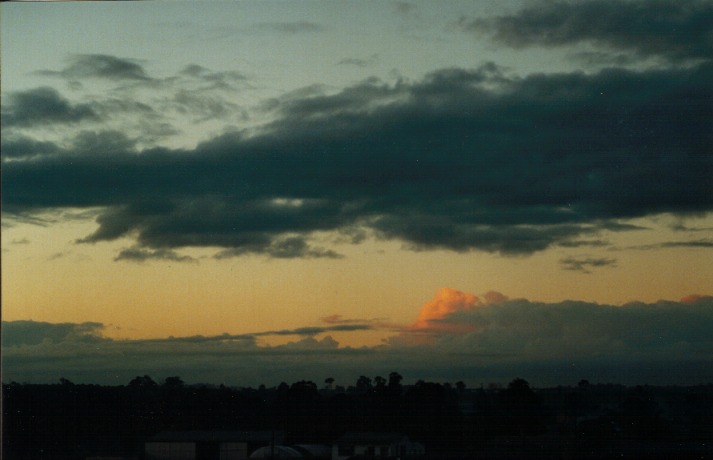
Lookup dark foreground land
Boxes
[3,375,713,459]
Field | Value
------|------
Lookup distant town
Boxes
[3,373,712,459]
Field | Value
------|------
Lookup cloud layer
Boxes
[4,59,712,259]
[464,0,713,63]
[4,293,713,386]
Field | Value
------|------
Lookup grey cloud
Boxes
[1,86,99,127]
[185,325,372,341]
[338,58,371,68]
[464,0,713,63]
[337,55,379,68]
[272,335,340,351]
[394,2,416,17]
[559,256,617,273]
[1,135,60,160]
[322,315,379,325]
[1,320,105,347]
[71,130,138,155]
[670,221,713,232]
[172,89,246,122]
[252,21,325,34]
[0,321,373,350]
[114,246,198,263]
[629,239,713,250]
[179,64,247,89]
[557,239,610,248]
[4,296,713,386]
[659,239,713,248]
[322,314,401,332]
[3,61,712,258]
[39,54,151,81]
[91,98,157,117]
[264,324,373,337]
[262,237,343,259]
[438,296,713,359]
[569,50,640,67]
[213,236,344,260]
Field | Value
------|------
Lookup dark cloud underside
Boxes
[559,256,617,273]
[39,54,151,81]
[464,0,713,62]
[1,87,99,128]
[3,60,712,258]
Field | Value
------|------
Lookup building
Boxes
[332,432,424,460]
[145,431,284,460]
[249,445,303,459]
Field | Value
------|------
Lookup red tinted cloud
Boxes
[410,287,481,332]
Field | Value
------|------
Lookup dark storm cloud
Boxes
[559,256,617,273]
[4,296,713,386]
[463,0,713,62]
[3,60,712,258]
[1,87,99,127]
[38,54,151,81]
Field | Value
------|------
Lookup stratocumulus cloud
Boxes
[1,87,100,128]
[559,256,617,273]
[38,54,152,81]
[4,294,712,386]
[3,60,711,259]
[463,0,713,63]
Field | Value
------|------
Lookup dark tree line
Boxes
[3,375,713,459]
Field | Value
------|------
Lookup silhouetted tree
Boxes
[374,375,386,389]
[356,375,372,393]
[162,376,184,389]
[499,378,545,435]
[128,375,157,388]
[325,377,335,389]
[388,372,403,391]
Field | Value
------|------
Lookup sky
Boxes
[2,0,712,388]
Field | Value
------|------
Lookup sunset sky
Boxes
[2,0,712,387]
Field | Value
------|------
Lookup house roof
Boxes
[147,431,283,443]
[292,444,332,458]
[334,432,407,445]
[250,445,303,459]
